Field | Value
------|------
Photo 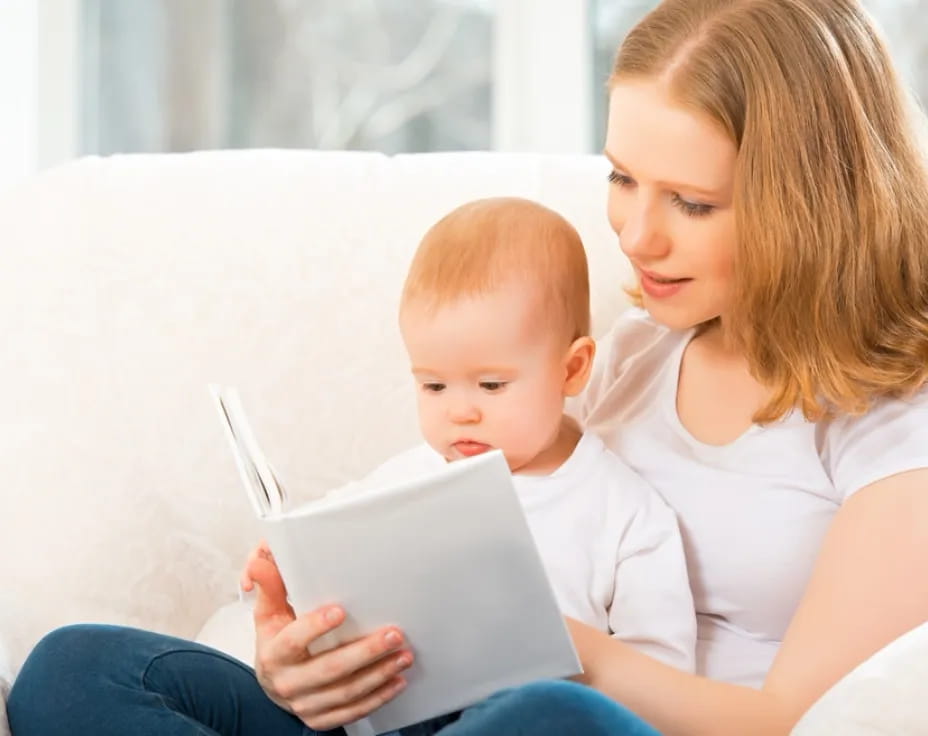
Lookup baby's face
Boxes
[400,284,570,474]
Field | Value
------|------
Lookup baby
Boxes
[351,197,695,668]
[242,197,695,732]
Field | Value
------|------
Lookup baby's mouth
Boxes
[452,440,492,457]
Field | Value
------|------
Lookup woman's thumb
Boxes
[249,556,295,637]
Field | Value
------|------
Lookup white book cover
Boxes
[209,385,582,736]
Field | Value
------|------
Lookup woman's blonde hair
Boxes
[401,197,590,344]
[612,0,928,422]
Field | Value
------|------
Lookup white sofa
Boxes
[0,149,925,735]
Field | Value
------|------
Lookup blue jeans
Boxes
[8,625,661,735]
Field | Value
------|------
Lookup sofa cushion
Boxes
[194,598,256,667]
[0,149,629,664]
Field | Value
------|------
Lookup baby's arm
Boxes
[606,487,697,673]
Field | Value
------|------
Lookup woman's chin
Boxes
[641,299,720,331]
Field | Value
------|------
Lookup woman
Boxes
[9,0,928,734]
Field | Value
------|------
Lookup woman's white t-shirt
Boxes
[574,309,928,688]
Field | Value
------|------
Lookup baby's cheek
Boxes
[417,409,443,445]
[510,401,557,445]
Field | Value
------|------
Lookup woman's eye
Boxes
[479,382,506,392]
[423,383,445,393]
[672,193,714,218]
[608,170,634,188]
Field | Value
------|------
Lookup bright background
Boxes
[2,0,926,194]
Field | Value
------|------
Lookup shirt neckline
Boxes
[517,430,597,482]
[513,431,601,505]
[661,328,763,452]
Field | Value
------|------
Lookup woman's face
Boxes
[605,79,738,330]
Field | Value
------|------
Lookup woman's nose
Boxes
[614,198,671,261]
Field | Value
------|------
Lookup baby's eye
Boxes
[479,381,507,392]
[422,382,446,393]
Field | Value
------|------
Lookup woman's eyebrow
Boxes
[602,149,726,199]
[602,149,622,169]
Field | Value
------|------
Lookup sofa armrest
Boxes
[194,597,257,668]
[792,621,928,735]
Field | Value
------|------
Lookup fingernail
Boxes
[396,653,412,668]
[325,607,342,624]
[384,630,402,647]
[393,677,407,692]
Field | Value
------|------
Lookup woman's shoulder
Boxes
[598,305,675,339]
[819,386,928,500]
[578,308,690,415]
[596,307,688,370]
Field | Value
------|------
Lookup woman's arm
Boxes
[569,467,928,736]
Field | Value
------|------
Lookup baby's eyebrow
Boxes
[472,369,518,378]
[411,367,518,377]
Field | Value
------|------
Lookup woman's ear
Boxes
[563,336,596,397]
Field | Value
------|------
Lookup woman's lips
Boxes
[638,269,692,299]
[452,441,492,457]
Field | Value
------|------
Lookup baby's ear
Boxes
[563,336,596,397]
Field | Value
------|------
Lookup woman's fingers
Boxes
[240,540,274,592]
[301,624,409,683]
[248,555,288,604]
[277,644,413,724]
[258,605,343,668]
[243,538,412,729]
[301,645,413,712]
[260,617,411,692]
[250,556,295,640]
[295,676,409,732]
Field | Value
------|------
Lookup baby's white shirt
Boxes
[343,430,697,673]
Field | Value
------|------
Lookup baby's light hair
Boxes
[401,197,591,344]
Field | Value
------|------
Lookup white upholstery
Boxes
[791,620,928,735]
[0,148,626,669]
[0,149,922,734]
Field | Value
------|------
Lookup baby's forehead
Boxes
[401,280,546,322]
[404,278,576,348]
[403,288,565,357]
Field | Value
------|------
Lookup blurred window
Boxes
[81,0,494,155]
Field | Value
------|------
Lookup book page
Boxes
[209,384,285,517]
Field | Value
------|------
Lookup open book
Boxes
[209,385,582,736]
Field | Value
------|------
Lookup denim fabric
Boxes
[8,625,660,735]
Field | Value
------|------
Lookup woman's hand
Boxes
[240,541,415,730]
